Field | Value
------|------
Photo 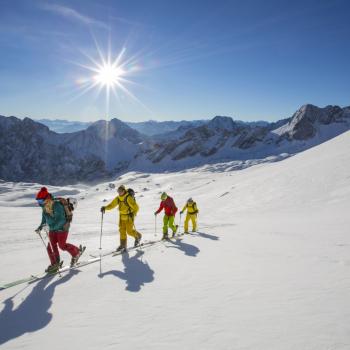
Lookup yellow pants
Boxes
[119,217,139,242]
[184,213,197,232]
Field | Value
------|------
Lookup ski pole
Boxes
[99,211,104,250]
[38,231,47,250]
[155,214,157,236]
[39,227,62,277]
[42,228,62,277]
[43,227,55,255]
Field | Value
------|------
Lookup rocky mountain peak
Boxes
[284,104,346,140]
[207,116,236,130]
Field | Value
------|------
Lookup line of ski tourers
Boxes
[35,185,199,273]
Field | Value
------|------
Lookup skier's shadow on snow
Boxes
[99,250,154,292]
[165,238,200,257]
[195,231,219,241]
[0,270,79,346]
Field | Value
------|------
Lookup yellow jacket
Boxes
[182,202,198,214]
[105,191,139,220]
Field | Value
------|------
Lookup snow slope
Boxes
[0,131,349,349]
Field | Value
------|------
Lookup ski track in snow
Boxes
[0,132,350,349]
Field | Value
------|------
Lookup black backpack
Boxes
[127,188,135,198]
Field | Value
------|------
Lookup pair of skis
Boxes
[0,248,88,291]
[107,231,187,257]
[0,232,188,291]
[90,231,187,258]
[89,239,160,259]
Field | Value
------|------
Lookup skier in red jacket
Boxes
[154,192,178,239]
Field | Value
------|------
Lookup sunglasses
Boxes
[36,199,45,205]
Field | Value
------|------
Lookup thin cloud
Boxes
[111,16,148,28]
[40,3,108,29]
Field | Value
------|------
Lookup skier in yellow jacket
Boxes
[101,185,142,251]
[180,198,199,234]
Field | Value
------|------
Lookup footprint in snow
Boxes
[219,192,229,197]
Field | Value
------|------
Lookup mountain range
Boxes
[37,118,208,136]
[1,104,350,185]
[37,118,269,136]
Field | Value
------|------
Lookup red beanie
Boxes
[36,187,50,200]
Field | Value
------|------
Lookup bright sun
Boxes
[73,44,147,115]
[94,63,124,87]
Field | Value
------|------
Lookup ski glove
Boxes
[154,211,158,216]
[100,206,106,214]
[35,227,42,234]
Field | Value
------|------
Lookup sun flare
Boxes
[94,63,124,87]
[71,39,151,117]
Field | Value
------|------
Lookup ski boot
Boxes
[162,232,169,240]
[116,239,127,253]
[45,260,63,274]
[70,245,86,267]
[134,232,142,247]
[116,245,127,253]
[172,225,179,238]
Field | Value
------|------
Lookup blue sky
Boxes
[0,0,349,122]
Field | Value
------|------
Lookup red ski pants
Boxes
[47,231,79,265]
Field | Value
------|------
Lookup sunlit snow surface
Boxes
[0,132,350,349]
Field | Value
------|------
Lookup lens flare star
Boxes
[71,40,148,118]
[94,63,125,87]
